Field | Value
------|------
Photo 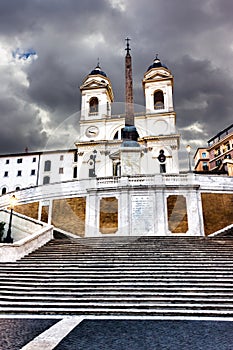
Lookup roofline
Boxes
[0,148,77,158]
[207,123,233,143]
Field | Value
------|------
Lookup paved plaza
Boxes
[1,317,233,349]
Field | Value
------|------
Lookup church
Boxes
[77,40,179,179]
[0,42,232,241]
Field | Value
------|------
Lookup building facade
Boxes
[77,56,180,178]
[0,150,77,195]
[193,148,209,172]
[194,124,233,176]
[207,124,233,175]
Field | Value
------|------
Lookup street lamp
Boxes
[4,195,17,243]
[186,144,192,172]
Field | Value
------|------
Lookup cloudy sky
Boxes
[1,0,233,157]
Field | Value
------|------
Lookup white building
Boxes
[0,149,77,195]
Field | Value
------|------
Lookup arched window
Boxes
[154,90,164,110]
[43,176,50,185]
[113,128,124,140]
[15,186,20,191]
[44,160,51,172]
[1,187,7,195]
[89,97,99,114]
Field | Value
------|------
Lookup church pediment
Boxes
[144,70,171,81]
[80,79,107,90]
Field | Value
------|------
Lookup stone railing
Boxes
[0,210,53,262]
[0,173,232,210]
[96,174,191,188]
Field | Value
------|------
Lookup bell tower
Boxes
[79,63,114,141]
[80,63,114,121]
[142,55,174,113]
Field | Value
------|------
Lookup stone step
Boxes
[0,274,233,285]
[2,300,233,309]
[0,261,233,273]
[2,295,233,304]
[2,290,233,298]
[1,271,233,277]
[3,262,233,268]
[2,306,233,317]
[0,285,232,292]
[1,281,233,288]
[18,259,233,265]
[1,235,233,317]
[22,253,233,259]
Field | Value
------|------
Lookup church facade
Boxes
[77,54,180,179]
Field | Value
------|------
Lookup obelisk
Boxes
[120,38,141,176]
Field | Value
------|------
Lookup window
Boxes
[113,128,124,140]
[224,154,232,159]
[17,170,22,176]
[60,155,64,161]
[43,176,50,185]
[74,151,78,163]
[89,97,99,114]
[15,186,20,191]
[202,152,207,158]
[6,159,9,164]
[17,158,23,164]
[4,171,8,177]
[44,160,51,172]
[215,148,221,157]
[224,142,230,151]
[160,164,166,173]
[73,166,77,179]
[202,162,209,171]
[59,167,64,174]
[216,159,222,167]
[154,90,164,110]
[32,157,36,162]
[1,187,7,195]
[113,162,121,176]
[31,169,36,176]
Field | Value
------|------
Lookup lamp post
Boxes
[186,144,192,172]
[4,195,17,243]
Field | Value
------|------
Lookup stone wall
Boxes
[201,193,233,235]
[52,197,86,237]
[14,202,39,220]
[167,195,188,233]
[99,197,118,234]
[41,206,49,223]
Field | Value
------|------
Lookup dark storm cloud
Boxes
[173,55,233,141]
[0,0,233,154]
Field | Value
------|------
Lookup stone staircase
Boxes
[1,233,233,317]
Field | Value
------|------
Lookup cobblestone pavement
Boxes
[0,318,59,350]
[54,320,233,350]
